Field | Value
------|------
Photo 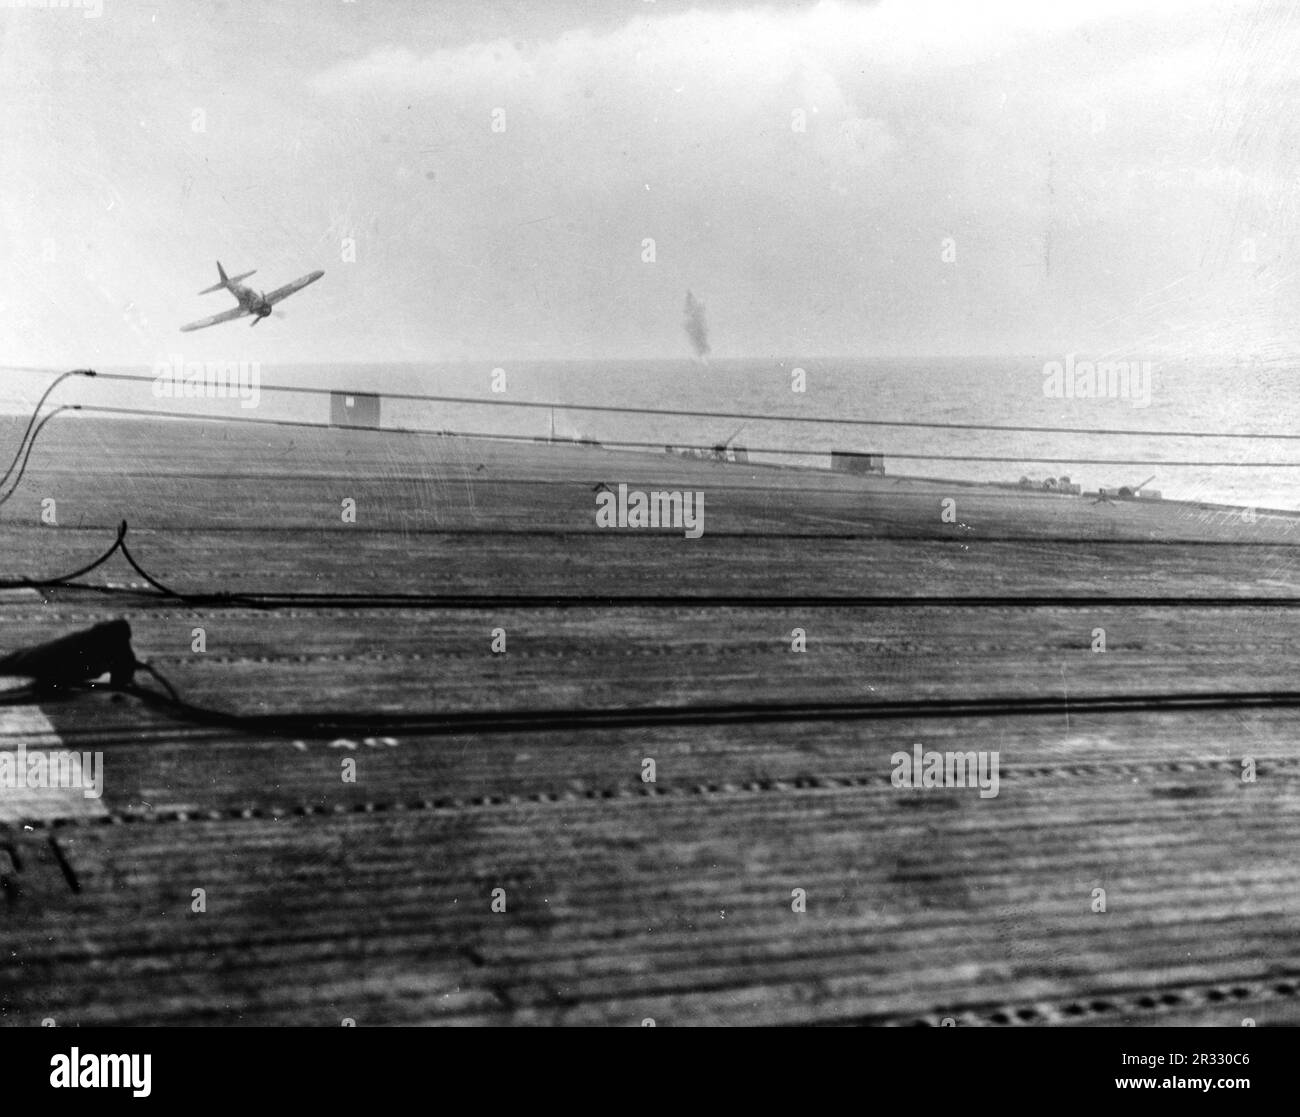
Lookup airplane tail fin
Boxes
[199,261,229,295]
[199,260,255,295]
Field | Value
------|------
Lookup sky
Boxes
[3,0,1300,367]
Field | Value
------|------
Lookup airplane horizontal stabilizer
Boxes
[198,268,255,295]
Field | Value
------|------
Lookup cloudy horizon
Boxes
[3,0,1300,369]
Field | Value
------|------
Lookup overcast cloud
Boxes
[2,0,1298,367]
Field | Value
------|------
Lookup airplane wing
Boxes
[180,304,250,332]
[263,269,324,307]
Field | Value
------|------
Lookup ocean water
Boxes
[5,356,1300,510]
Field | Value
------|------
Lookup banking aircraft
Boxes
[180,261,324,331]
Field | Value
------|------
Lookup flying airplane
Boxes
[180,261,324,331]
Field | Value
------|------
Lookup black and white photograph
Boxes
[0,0,1295,1065]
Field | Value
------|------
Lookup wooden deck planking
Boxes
[2,788,1296,1025]
[2,416,1298,1026]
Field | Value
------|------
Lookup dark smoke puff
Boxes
[684,290,711,358]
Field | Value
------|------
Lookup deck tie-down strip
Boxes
[0,754,1289,832]
[875,974,1300,1028]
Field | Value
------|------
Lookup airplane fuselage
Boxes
[228,281,273,319]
